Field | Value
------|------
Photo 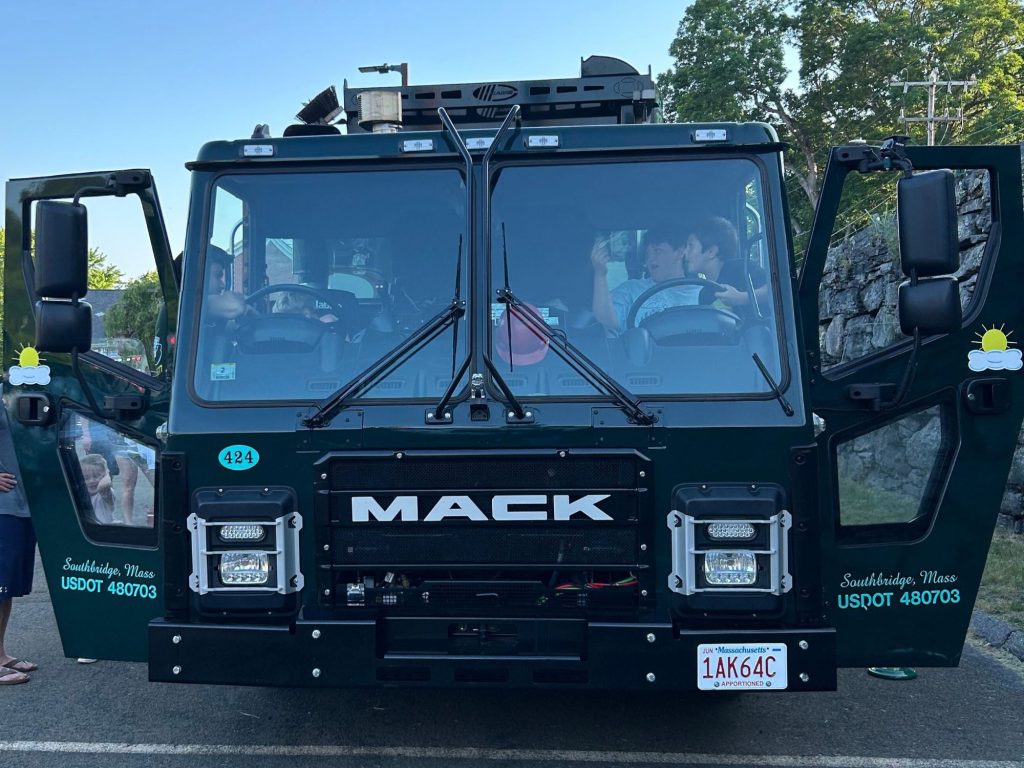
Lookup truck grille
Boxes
[317,450,647,568]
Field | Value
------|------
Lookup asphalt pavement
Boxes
[2,558,1022,768]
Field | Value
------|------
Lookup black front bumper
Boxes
[149,617,836,690]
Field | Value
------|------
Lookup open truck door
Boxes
[3,170,177,661]
[799,143,1024,667]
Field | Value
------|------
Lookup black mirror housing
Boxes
[897,170,959,277]
[35,201,89,299]
[34,300,92,353]
[898,277,962,336]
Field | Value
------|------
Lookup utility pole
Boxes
[889,68,977,145]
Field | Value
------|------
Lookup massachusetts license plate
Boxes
[697,643,788,690]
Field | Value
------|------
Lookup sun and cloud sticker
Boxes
[968,324,1022,372]
[8,346,51,386]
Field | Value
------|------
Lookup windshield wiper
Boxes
[429,104,530,425]
[495,286,657,426]
[302,298,465,428]
[752,353,794,417]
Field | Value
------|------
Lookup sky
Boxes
[0,0,692,279]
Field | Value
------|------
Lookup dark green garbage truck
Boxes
[5,56,1023,690]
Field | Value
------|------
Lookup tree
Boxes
[659,0,1024,244]
[0,228,125,326]
[88,247,123,288]
[103,272,161,368]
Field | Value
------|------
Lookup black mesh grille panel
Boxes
[329,454,637,491]
[333,526,637,566]
[320,451,646,570]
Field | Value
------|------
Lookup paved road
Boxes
[2,559,1022,768]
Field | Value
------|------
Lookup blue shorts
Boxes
[0,515,35,599]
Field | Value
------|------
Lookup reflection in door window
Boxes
[837,405,950,526]
[60,412,157,533]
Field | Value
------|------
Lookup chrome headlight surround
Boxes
[189,511,303,595]
[668,509,792,596]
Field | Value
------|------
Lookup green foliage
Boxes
[976,529,1024,628]
[0,228,125,326]
[100,272,161,367]
[88,247,123,289]
[659,0,1024,256]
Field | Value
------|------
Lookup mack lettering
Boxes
[351,494,614,523]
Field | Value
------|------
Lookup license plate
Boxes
[697,643,788,690]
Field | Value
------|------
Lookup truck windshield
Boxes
[489,157,788,398]
[193,168,467,402]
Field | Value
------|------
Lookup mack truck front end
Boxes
[6,56,1024,691]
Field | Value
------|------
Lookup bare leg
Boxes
[0,598,12,661]
[115,456,139,525]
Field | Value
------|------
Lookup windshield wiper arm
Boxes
[495,287,657,426]
[304,300,465,428]
[752,353,794,417]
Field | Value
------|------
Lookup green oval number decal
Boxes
[219,445,260,471]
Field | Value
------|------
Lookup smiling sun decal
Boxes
[8,345,51,385]
[968,324,1022,372]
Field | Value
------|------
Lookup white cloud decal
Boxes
[968,348,1023,372]
[8,365,51,385]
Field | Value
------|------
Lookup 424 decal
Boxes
[219,445,260,471]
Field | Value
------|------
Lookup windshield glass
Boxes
[194,169,467,402]
[489,158,787,397]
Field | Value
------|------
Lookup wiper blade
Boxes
[496,288,658,426]
[303,300,465,428]
[752,353,794,417]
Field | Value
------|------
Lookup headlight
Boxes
[219,552,270,585]
[706,521,756,541]
[218,523,266,543]
[703,551,757,586]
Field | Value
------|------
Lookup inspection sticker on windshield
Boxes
[698,643,787,690]
[211,363,236,381]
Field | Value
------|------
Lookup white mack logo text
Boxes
[351,494,613,522]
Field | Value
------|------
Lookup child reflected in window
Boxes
[80,454,116,525]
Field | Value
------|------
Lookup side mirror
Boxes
[897,170,958,277]
[35,201,89,298]
[35,300,93,353]
[898,277,962,336]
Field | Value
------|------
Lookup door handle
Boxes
[964,378,1010,415]
[15,393,54,426]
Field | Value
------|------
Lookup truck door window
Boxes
[58,409,158,547]
[835,404,954,532]
[819,170,992,372]
[489,157,790,398]
[193,169,467,403]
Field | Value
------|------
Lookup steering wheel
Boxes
[246,283,348,318]
[237,284,349,354]
[624,277,740,346]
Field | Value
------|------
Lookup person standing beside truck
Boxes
[0,406,36,685]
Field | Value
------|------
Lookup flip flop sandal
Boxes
[0,666,29,685]
[3,658,37,672]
